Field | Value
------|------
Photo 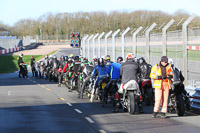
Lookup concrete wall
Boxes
[0,39,23,50]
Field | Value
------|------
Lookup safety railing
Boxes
[185,86,200,110]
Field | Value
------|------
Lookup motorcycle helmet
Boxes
[117,56,123,63]
[19,53,23,57]
[168,58,174,67]
[93,56,97,62]
[68,57,72,62]
[45,55,48,59]
[60,55,64,60]
[105,55,111,61]
[49,55,53,59]
[69,54,74,58]
[139,57,146,64]
[64,56,69,61]
[74,56,79,61]
[126,53,134,60]
[98,58,104,66]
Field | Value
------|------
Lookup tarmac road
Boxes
[0,48,199,133]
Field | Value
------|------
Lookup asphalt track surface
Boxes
[0,48,200,133]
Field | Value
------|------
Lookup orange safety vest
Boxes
[150,64,173,89]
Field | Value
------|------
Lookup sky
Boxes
[0,0,199,26]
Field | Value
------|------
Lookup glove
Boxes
[156,76,162,79]
[167,75,173,80]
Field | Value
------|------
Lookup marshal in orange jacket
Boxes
[150,64,173,89]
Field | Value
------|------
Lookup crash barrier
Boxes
[0,46,22,55]
[185,86,200,110]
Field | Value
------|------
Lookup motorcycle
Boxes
[168,83,186,116]
[97,75,109,101]
[102,79,119,106]
[39,61,45,78]
[139,79,153,106]
[79,66,94,98]
[119,80,141,114]
[19,63,28,78]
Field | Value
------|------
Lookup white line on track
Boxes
[66,103,72,106]
[99,130,107,133]
[85,117,94,123]
[74,109,82,114]
[8,91,11,96]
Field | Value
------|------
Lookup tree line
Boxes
[1,10,200,38]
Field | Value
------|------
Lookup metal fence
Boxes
[81,14,200,87]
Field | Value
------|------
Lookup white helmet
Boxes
[93,55,97,60]
[168,58,174,65]
[49,55,53,59]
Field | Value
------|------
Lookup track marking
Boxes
[99,130,107,133]
[8,91,11,96]
[41,85,45,88]
[75,109,82,114]
[46,88,51,91]
[37,83,41,85]
[60,98,65,101]
[67,102,72,106]
[85,117,94,123]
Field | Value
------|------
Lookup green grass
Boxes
[0,50,58,73]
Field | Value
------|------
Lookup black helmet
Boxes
[117,56,123,63]
[138,57,146,64]
[64,56,69,61]
[74,56,79,61]
[98,58,104,66]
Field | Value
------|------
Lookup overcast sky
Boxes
[1,0,199,26]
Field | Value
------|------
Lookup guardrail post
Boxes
[98,32,105,58]
[162,19,175,56]
[82,35,88,57]
[112,29,120,61]
[145,23,157,63]
[121,27,130,60]
[87,34,94,61]
[133,26,143,56]
[182,14,196,86]
[92,33,99,58]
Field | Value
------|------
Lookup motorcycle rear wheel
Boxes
[128,91,136,114]
[175,94,185,116]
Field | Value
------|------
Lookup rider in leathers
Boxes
[58,56,66,87]
[113,53,143,113]
[90,58,107,102]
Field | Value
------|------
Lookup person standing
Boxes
[30,56,36,77]
[18,53,24,78]
[150,56,173,118]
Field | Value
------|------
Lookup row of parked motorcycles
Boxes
[33,57,190,116]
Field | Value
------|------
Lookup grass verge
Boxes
[0,50,58,73]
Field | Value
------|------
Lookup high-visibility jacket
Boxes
[150,64,173,89]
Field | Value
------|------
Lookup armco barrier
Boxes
[0,46,22,55]
[185,86,200,110]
